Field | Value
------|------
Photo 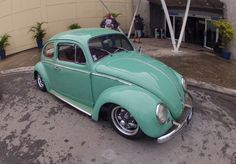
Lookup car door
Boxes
[51,41,93,107]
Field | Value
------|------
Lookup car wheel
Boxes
[110,105,144,139]
[36,73,46,92]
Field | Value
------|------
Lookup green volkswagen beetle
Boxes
[34,28,193,143]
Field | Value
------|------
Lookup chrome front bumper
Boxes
[157,92,193,144]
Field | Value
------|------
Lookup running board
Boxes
[50,90,92,116]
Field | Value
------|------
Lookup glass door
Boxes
[204,20,218,49]
[165,16,184,41]
[175,16,183,40]
[165,16,174,38]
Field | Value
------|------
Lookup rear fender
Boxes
[34,62,51,90]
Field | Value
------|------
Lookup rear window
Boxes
[43,43,54,58]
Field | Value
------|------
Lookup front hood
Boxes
[95,52,185,119]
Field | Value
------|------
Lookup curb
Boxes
[0,66,34,75]
[187,78,236,97]
[1,66,236,97]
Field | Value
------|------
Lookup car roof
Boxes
[49,28,122,42]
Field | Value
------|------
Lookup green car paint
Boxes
[92,85,173,138]
[94,52,185,120]
[34,28,188,139]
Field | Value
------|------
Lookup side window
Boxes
[57,43,86,64]
[58,44,75,62]
[75,46,86,64]
[43,43,54,58]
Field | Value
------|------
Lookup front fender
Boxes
[34,62,51,90]
[92,85,172,138]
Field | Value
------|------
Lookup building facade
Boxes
[1,0,235,59]
[134,0,236,59]
[0,0,133,55]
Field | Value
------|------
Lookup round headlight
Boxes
[181,77,187,90]
[156,104,168,124]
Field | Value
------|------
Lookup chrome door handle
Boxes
[54,66,61,71]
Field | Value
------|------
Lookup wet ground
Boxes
[1,39,236,90]
[137,39,236,90]
[0,72,236,164]
[158,54,236,90]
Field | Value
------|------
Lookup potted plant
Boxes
[213,19,234,60]
[68,23,81,30]
[29,22,47,49]
[0,34,10,60]
[111,13,121,18]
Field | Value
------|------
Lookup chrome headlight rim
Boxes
[156,103,168,124]
[181,77,187,90]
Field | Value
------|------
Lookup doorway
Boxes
[205,20,218,49]
[185,17,205,46]
[165,16,218,49]
[165,16,183,40]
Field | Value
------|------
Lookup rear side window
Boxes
[58,44,75,62]
[58,43,86,64]
[43,43,54,58]
[75,46,86,64]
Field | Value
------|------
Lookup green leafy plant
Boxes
[0,34,10,50]
[103,13,122,19]
[29,22,47,40]
[111,13,121,18]
[68,23,81,30]
[213,19,234,49]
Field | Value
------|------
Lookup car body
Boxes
[34,28,193,143]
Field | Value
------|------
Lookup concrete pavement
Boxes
[0,72,236,164]
[0,39,236,164]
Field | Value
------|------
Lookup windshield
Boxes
[89,34,134,62]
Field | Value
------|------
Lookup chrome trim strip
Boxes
[53,64,90,74]
[92,73,132,86]
[52,92,92,116]
[43,60,54,65]
[44,61,130,85]
[43,61,90,74]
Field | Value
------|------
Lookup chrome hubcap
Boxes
[111,106,139,136]
[37,75,44,88]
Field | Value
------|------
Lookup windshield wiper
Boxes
[113,47,129,53]
[99,48,111,54]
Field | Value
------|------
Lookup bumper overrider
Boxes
[157,91,193,143]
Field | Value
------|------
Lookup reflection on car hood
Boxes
[95,52,185,119]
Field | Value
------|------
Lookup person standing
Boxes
[100,13,119,30]
[133,15,143,44]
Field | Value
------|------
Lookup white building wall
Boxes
[0,0,133,55]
